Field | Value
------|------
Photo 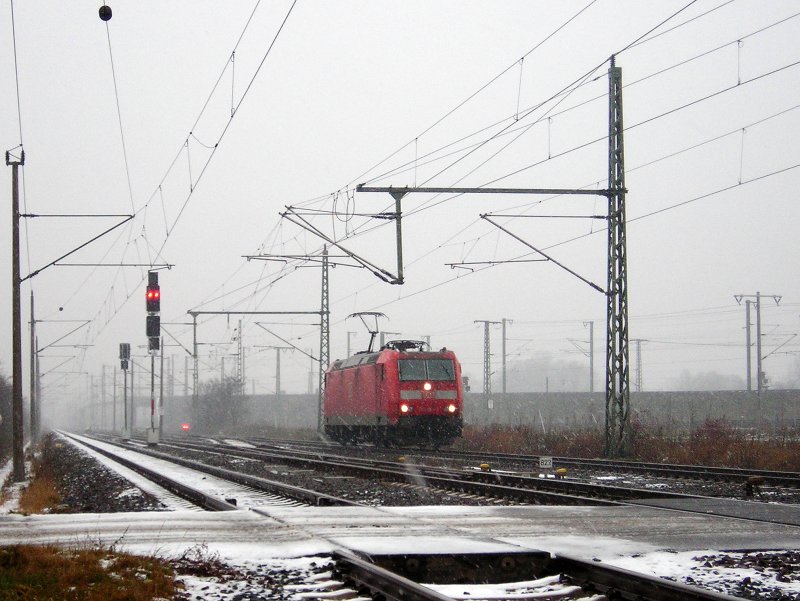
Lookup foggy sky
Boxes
[1,1,799,407]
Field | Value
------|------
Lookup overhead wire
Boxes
[53,0,299,358]
[289,7,800,217]
[69,0,764,356]
[308,154,800,348]
[285,65,800,363]
[287,0,741,258]
[154,0,299,261]
[286,59,800,285]
[8,0,33,278]
[356,0,701,194]
[341,0,602,193]
[48,1,792,384]
[103,19,136,216]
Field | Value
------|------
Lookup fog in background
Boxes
[1,1,799,419]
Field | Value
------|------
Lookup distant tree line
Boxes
[0,369,11,459]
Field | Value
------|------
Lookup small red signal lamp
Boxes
[146,285,161,312]
[180,423,191,432]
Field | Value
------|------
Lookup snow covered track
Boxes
[62,432,320,510]
[334,549,742,601]
[4,432,799,598]
[62,432,237,511]
[121,435,800,526]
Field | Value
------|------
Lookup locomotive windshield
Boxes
[398,359,455,381]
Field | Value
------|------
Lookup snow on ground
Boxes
[222,438,257,448]
[0,458,22,514]
[606,549,800,599]
[3,444,800,599]
[0,457,40,515]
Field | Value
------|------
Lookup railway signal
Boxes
[146,314,160,338]
[145,270,162,445]
[146,271,160,350]
[146,273,160,313]
[119,343,130,370]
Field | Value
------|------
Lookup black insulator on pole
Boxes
[99,5,112,21]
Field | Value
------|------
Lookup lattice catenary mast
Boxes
[356,57,632,457]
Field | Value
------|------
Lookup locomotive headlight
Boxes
[448,404,457,413]
[401,403,410,413]
[423,382,432,391]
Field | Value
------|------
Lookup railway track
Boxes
[79,432,800,526]
[16,431,800,600]
[123,434,691,507]
[329,549,741,601]
[64,432,359,509]
[212,435,783,504]
[251,436,800,495]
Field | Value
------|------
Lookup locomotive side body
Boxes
[324,345,463,447]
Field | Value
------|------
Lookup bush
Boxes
[191,376,250,435]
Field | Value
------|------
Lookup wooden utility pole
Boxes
[7,148,25,481]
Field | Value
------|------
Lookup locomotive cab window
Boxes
[398,359,455,381]
[426,359,455,381]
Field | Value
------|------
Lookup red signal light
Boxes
[180,423,190,432]
[146,285,161,312]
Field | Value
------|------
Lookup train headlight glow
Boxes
[423,382,432,391]
[448,404,456,413]
[401,403,410,413]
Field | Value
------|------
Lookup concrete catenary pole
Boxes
[734,292,780,396]
[501,318,512,397]
[584,320,594,393]
[745,300,752,392]
[29,291,39,443]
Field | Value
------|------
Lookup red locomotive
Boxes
[323,340,464,447]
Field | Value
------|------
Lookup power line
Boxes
[286,52,800,273]
[154,0,299,260]
[8,0,23,145]
[103,21,135,215]
[49,1,299,362]
[344,0,602,192]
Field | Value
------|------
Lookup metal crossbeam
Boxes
[356,185,611,198]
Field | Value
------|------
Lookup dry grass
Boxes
[16,446,63,515]
[458,419,800,470]
[17,472,61,514]
[0,544,182,600]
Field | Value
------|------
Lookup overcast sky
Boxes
[2,1,799,408]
